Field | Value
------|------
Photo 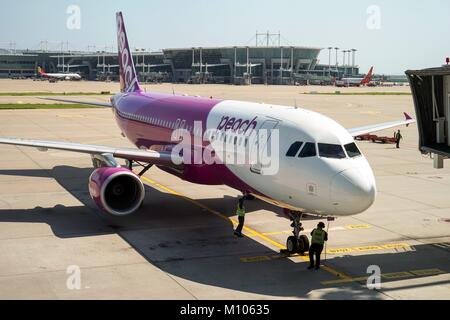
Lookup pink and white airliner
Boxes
[0,13,415,253]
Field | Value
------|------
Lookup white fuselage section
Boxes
[205,100,377,216]
[45,73,81,80]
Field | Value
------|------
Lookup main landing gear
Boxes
[126,159,153,176]
[286,211,310,255]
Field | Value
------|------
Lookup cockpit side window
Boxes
[344,143,362,158]
[318,143,346,159]
[286,141,303,157]
[299,142,317,158]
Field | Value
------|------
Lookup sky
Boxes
[0,0,449,74]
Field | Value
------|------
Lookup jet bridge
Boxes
[406,66,450,169]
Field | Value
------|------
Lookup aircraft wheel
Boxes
[286,236,299,254]
[297,235,310,255]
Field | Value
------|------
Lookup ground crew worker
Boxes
[308,222,328,270]
[395,130,403,149]
[234,197,245,238]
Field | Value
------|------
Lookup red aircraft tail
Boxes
[37,66,48,77]
[360,66,374,85]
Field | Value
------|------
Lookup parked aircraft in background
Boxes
[37,66,82,81]
[336,66,374,87]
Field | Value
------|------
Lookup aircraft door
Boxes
[250,119,280,175]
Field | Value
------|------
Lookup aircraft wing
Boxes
[0,137,180,165]
[347,113,416,137]
[39,97,112,108]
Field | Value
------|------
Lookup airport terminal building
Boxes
[0,46,360,85]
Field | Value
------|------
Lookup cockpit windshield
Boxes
[344,143,362,158]
[318,143,346,159]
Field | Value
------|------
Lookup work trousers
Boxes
[235,216,245,234]
[309,243,324,267]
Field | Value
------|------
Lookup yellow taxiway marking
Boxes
[345,224,371,230]
[321,268,446,286]
[240,256,272,263]
[325,243,411,255]
[241,242,412,263]
[410,268,446,276]
[260,231,291,236]
[381,243,411,250]
[382,272,414,279]
[140,176,351,280]
[255,226,347,237]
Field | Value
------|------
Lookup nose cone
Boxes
[331,168,377,215]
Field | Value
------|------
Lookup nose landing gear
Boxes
[286,211,310,255]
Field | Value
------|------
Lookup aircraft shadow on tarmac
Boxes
[0,166,448,299]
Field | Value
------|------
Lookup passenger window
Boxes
[299,142,317,158]
[286,141,303,157]
[345,143,362,158]
[318,143,346,159]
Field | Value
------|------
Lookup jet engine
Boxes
[88,167,145,216]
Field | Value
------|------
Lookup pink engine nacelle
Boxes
[88,167,145,216]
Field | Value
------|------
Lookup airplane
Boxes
[37,66,82,81]
[0,13,415,254]
[335,66,374,87]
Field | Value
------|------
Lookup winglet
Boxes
[404,112,414,127]
[404,112,413,121]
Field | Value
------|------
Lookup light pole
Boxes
[351,49,357,75]
[334,47,339,77]
[347,50,351,72]
[328,47,332,76]
[342,50,347,76]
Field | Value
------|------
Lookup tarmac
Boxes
[0,80,449,300]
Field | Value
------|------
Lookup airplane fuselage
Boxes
[111,91,377,217]
[40,73,81,80]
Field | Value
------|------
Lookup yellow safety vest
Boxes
[311,228,326,245]
[236,205,245,217]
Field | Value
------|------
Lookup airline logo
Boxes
[217,116,258,133]
[116,13,139,93]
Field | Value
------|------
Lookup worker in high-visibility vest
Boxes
[395,130,403,149]
[234,197,246,238]
[308,222,328,270]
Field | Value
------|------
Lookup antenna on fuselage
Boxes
[294,98,298,109]
[172,87,175,95]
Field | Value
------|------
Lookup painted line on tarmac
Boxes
[345,224,371,230]
[326,243,411,255]
[434,243,450,250]
[321,268,446,286]
[240,242,412,263]
[140,176,352,281]
[257,226,346,237]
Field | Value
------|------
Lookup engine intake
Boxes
[89,167,145,216]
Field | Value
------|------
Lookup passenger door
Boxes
[250,119,280,175]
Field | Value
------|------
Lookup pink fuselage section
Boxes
[112,91,258,195]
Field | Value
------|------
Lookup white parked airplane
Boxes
[37,67,82,81]
[0,13,415,254]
